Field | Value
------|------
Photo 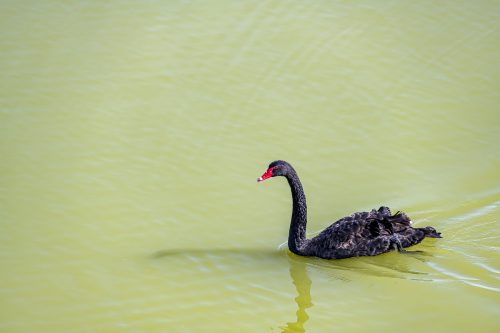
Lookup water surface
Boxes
[1,1,499,332]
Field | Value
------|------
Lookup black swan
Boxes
[257,160,441,259]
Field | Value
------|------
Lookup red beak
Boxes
[257,167,276,182]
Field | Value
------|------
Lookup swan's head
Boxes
[257,160,291,182]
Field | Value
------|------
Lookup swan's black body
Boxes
[258,160,441,259]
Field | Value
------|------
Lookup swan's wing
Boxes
[312,208,412,250]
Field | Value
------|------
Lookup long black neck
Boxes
[286,169,308,255]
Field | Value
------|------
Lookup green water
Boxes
[1,1,499,332]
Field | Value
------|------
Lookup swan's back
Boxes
[304,206,440,259]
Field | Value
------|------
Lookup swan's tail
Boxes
[420,226,442,238]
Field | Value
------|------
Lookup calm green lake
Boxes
[1,1,499,332]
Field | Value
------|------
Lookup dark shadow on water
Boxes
[307,250,433,279]
[151,248,281,259]
[152,247,435,280]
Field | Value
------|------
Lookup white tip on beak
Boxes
[257,177,263,182]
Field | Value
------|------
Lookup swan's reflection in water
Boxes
[279,253,313,333]
[277,251,432,332]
